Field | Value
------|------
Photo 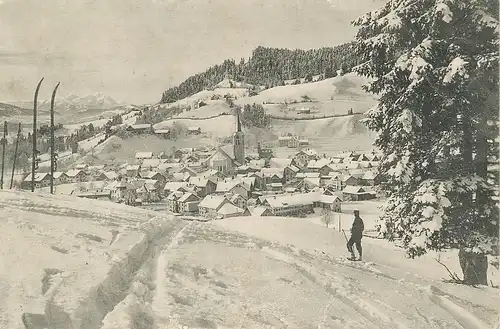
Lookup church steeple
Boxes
[233,108,245,165]
[236,109,242,132]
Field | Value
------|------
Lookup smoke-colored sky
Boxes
[0,0,383,104]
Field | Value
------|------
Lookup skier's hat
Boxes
[353,209,360,215]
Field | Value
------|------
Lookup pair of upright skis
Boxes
[31,78,60,194]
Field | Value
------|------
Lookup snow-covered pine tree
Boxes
[353,0,499,285]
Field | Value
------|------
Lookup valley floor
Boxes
[2,191,498,329]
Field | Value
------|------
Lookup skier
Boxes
[347,210,364,261]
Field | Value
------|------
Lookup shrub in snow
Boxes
[353,0,498,285]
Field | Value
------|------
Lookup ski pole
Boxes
[341,229,349,243]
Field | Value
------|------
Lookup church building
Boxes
[205,110,245,174]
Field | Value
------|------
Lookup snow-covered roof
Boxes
[252,206,271,216]
[142,159,163,168]
[342,186,367,194]
[164,181,188,191]
[140,171,163,179]
[264,192,320,208]
[216,180,245,193]
[362,171,378,180]
[307,158,332,169]
[319,195,342,203]
[129,124,152,130]
[178,192,199,203]
[126,165,141,171]
[296,172,320,178]
[230,194,244,202]
[104,171,118,180]
[135,152,153,159]
[269,158,293,168]
[188,177,210,187]
[154,129,170,134]
[188,126,201,131]
[261,168,284,178]
[303,177,320,187]
[217,203,244,215]
[198,195,227,209]
[66,169,84,177]
[53,172,66,179]
[24,172,50,182]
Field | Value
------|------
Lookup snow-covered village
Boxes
[0,0,499,328]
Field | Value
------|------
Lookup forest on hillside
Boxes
[159,42,360,104]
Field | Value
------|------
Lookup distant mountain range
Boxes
[5,92,122,113]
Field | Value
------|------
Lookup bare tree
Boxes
[321,208,333,228]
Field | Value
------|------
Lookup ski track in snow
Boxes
[152,221,193,323]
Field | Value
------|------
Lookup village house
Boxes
[230,194,247,209]
[53,172,68,185]
[126,124,153,134]
[361,171,379,186]
[261,168,284,186]
[166,191,184,213]
[22,172,52,189]
[66,169,88,183]
[278,136,292,147]
[135,152,154,160]
[342,186,375,201]
[298,138,309,147]
[140,171,166,186]
[318,195,342,212]
[126,164,141,177]
[163,181,189,197]
[262,193,315,217]
[198,168,226,182]
[109,181,137,205]
[198,195,230,218]
[76,191,112,201]
[142,159,164,171]
[154,128,171,139]
[177,192,201,214]
[187,126,202,135]
[251,206,273,217]
[287,136,299,148]
[297,177,320,191]
[340,174,360,188]
[215,180,249,199]
[187,177,217,197]
[269,158,293,169]
[217,203,249,219]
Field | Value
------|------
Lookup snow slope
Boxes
[3,190,499,328]
[0,189,185,329]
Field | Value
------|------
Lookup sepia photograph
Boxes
[0,0,498,328]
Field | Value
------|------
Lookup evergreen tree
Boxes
[353,0,498,284]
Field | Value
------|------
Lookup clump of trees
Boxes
[159,43,361,104]
[241,104,271,128]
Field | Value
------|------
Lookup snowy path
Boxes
[113,221,496,329]
[7,189,497,329]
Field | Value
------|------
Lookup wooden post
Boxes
[0,121,7,189]
[10,123,21,189]
[49,82,60,195]
[31,78,44,192]
[338,213,342,232]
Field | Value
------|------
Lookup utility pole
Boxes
[10,123,21,189]
[50,82,60,194]
[0,121,7,189]
[31,78,44,192]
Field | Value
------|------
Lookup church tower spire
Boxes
[233,108,245,165]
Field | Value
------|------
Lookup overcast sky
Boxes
[0,0,383,104]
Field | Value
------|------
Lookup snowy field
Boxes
[2,190,498,329]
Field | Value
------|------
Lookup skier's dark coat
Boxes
[351,216,364,237]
